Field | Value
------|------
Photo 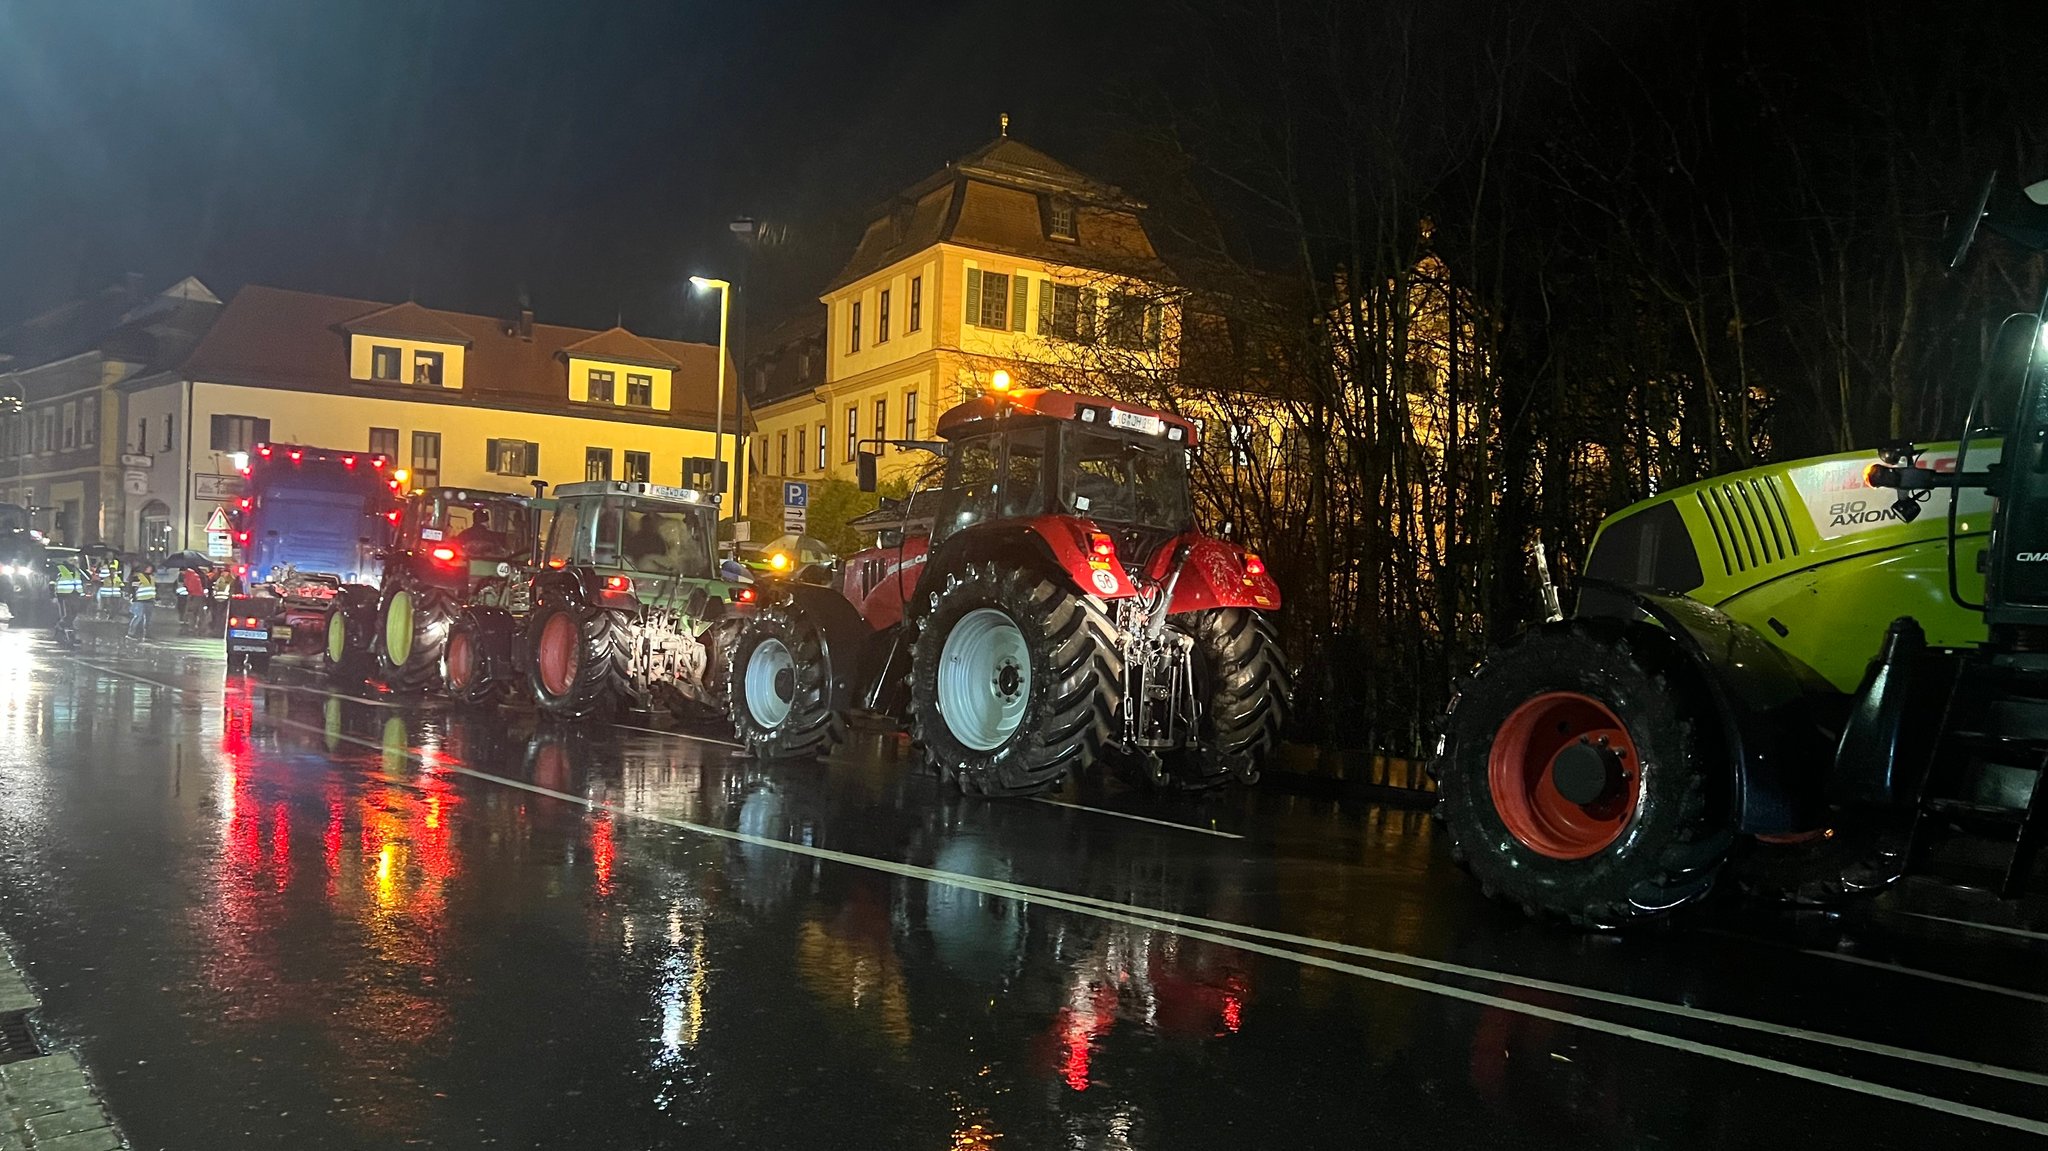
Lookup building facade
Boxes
[0,276,223,549]
[122,286,745,553]
[747,131,1175,495]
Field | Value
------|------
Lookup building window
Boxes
[971,270,1009,328]
[488,438,539,476]
[909,276,922,332]
[904,390,919,439]
[845,405,858,461]
[623,450,651,483]
[850,301,862,353]
[371,345,402,381]
[160,414,171,452]
[41,411,54,454]
[82,405,96,448]
[1107,294,1160,350]
[1044,283,1093,341]
[411,431,442,488]
[777,432,788,476]
[794,429,806,474]
[588,369,616,404]
[626,374,653,407]
[877,289,891,344]
[1228,423,1256,467]
[683,457,726,493]
[135,419,147,453]
[816,422,827,471]
[413,350,444,387]
[873,397,887,448]
[1048,196,1076,240]
[209,415,271,453]
[585,447,612,482]
[60,403,75,450]
[369,427,399,460]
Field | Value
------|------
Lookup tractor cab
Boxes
[545,481,721,584]
[392,487,540,587]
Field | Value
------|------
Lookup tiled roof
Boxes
[340,300,475,345]
[826,135,1165,292]
[181,285,741,429]
[558,326,680,369]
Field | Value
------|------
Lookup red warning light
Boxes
[288,449,302,462]
[430,546,459,563]
[603,574,630,591]
[1087,532,1115,559]
[1244,553,1266,577]
[734,586,757,603]
[257,445,272,458]
[342,455,355,468]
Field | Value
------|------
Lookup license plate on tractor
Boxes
[1108,408,1165,436]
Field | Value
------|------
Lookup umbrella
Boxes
[160,551,214,570]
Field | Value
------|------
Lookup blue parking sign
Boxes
[783,481,809,508]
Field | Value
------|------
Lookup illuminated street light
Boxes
[690,276,732,521]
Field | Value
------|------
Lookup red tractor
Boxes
[724,386,1291,794]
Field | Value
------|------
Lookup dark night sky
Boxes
[0,0,1155,345]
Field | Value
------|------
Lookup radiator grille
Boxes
[1694,474,1801,575]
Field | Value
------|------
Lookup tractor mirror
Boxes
[857,450,879,493]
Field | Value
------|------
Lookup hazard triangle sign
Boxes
[204,507,232,532]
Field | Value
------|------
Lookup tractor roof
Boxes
[550,480,721,507]
[936,388,1199,446]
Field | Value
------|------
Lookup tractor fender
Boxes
[920,519,1139,603]
[756,578,875,718]
[1577,580,1831,833]
[1149,534,1282,613]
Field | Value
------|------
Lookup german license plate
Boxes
[1108,408,1164,435]
[273,626,293,641]
[228,629,266,640]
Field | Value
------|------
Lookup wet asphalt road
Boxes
[0,629,2046,1148]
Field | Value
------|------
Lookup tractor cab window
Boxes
[1059,426,1191,526]
[435,498,531,561]
[546,500,588,565]
[1000,425,1049,517]
[948,432,1002,522]
[609,500,714,578]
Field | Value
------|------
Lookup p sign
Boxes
[782,481,810,509]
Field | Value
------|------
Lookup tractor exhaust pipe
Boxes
[1534,543,1565,623]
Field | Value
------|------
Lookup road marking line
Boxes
[1799,950,2048,1005]
[610,721,744,750]
[1031,798,1244,839]
[67,657,2048,1132]
[1892,911,2048,944]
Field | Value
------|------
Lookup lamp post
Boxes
[689,276,731,520]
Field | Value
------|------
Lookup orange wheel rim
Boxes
[538,613,578,697]
[447,631,476,690]
[1487,691,1641,859]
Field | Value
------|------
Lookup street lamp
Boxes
[689,276,731,518]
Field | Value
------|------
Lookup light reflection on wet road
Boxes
[0,629,2046,1148]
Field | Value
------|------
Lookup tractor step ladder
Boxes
[1904,658,2048,897]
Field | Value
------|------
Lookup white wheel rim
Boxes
[938,607,1030,752]
[746,636,796,730]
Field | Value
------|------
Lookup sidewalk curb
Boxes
[0,940,125,1151]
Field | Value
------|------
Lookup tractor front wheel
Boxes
[528,600,634,721]
[1169,607,1291,788]
[910,563,1123,797]
[725,606,844,760]
[379,583,451,694]
[442,612,500,707]
[1432,626,1731,928]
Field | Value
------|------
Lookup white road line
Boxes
[610,721,744,750]
[1892,911,2048,944]
[1031,798,1245,840]
[68,657,2048,1133]
[1799,950,2048,1006]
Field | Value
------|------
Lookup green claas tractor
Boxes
[455,480,750,720]
[1434,173,2048,927]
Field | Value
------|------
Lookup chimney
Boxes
[509,307,534,340]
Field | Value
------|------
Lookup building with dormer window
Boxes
[745,127,1177,500]
[121,285,744,553]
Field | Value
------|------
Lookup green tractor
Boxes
[1435,173,2048,927]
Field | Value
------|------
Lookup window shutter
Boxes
[1011,276,1028,331]
[1038,280,1054,334]
[256,418,272,444]
[525,442,540,476]
[209,415,226,451]
[1078,288,1098,341]
[486,438,501,471]
[966,268,982,327]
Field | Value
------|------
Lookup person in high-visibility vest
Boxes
[50,556,82,648]
[127,564,156,639]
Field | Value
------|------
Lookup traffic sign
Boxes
[204,507,232,532]
[782,481,810,509]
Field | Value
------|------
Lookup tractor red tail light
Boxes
[1087,532,1115,560]
[342,455,355,468]
[430,546,458,563]
[385,509,401,523]
[288,449,302,462]
[603,575,630,591]
[734,586,757,604]
[257,445,272,458]
[371,457,386,469]
[235,531,249,544]
[1244,553,1266,577]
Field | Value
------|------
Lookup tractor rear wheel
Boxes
[910,563,1123,797]
[528,599,634,721]
[442,612,499,707]
[725,605,844,760]
[1432,626,1732,928]
[379,583,451,694]
[1170,608,1291,788]
[324,606,374,686]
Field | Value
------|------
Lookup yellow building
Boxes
[124,286,744,551]
[746,128,1175,497]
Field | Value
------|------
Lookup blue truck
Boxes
[224,443,400,674]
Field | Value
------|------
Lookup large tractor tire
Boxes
[378,582,452,695]
[441,611,501,707]
[324,603,376,687]
[528,599,635,721]
[1169,607,1291,788]
[725,604,844,761]
[1432,625,1733,929]
[909,562,1123,797]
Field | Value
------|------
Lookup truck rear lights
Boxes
[603,575,631,591]
[342,456,355,468]
[430,546,458,563]
[288,449,303,462]
[386,509,401,523]
[257,445,272,458]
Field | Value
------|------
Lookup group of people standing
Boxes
[45,554,241,647]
